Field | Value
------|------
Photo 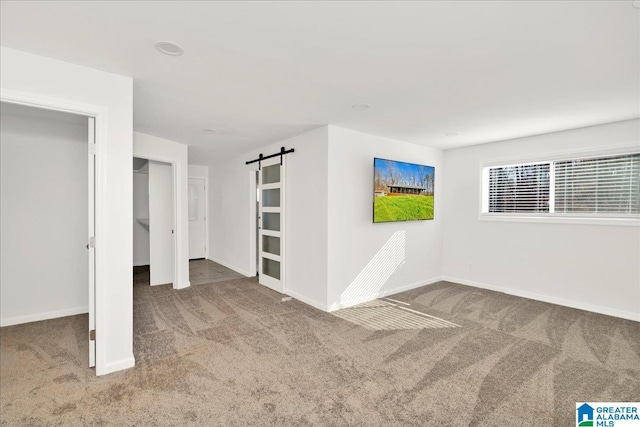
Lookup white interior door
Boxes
[258,157,284,293]
[87,117,96,368]
[188,178,206,259]
[149,161,174,285]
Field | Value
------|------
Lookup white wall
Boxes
[1,106,88,326]
[207,153,253,276]
[255,127,329,309]
[207,125,444,311]
[327,126,444,310]
[207,127,329,308]
[442,119,640,321]
[188,164,208,178]
[132,172,149,266]
[133,131,189,288]
[1,47,133,375]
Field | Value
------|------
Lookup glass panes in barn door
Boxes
[258,159,284,293]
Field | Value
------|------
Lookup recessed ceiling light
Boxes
[633,0,640,8]
[154,41,184,56]
[203,128,217,133]
[352,103,370,110]
[445,132,459,137]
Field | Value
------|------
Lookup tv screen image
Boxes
[373,158,434,223]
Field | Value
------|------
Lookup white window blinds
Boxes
[485,152,640,217]
[554,154,640,214]
[488,163,550,213]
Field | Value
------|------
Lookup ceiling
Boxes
[1,1,638,158]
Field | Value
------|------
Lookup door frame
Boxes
[133,152,182,290]
[187,175,209,260]
[249,170,258,277]
[1,88,107,375]
[87,117,96,368]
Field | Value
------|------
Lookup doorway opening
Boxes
[132,157,175,287]
[0,101,97,369]
[188,177,207,260]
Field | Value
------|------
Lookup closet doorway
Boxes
[0,101,97,368]
[132,157,176,286]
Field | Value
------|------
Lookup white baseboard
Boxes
[442,276,640,322]
[207,256,253,278]
[0,306,89,327]
[285,289,329,312]
[99,355,135,376]
[327,277,445,312]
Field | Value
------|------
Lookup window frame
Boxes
[479,147,640,227]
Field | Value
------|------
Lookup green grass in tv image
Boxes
[374,195,434,222]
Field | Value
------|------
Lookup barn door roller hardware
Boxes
[245,146,295,170]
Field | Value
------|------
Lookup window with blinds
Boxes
[488,163,550,213]
[554,154,640,214]
[484,152,640,217]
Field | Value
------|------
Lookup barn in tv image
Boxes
[373,158,434,223]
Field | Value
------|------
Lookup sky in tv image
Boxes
[373,158,435,223]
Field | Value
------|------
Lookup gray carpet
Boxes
[187,259,244,286]
[1,275,638,426]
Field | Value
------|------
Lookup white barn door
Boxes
[258,157,284,293]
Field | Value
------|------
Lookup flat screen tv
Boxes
[373,158,435,223]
